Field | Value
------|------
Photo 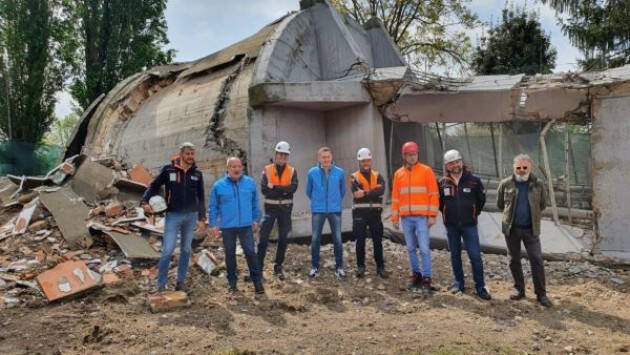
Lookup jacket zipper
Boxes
[324,167,329,212]
[233,179,241,225]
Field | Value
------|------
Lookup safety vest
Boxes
[391,163,439,222]
[352,170,383,209]
[263,163,294,205]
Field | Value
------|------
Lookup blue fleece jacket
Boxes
[209,174,259,229]
[306,163,346,213]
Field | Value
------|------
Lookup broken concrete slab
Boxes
[195,250,218,275]
[101,230,159,260]
[36,260,102,302]
[132,219,164,235]
[0,182,19,204]
[148,291,190,313]
[7,175,49,190]
[13,198,39,235]
[39,188,90,247]
[70,158,116,202]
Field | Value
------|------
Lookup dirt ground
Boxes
[1,239,629,355]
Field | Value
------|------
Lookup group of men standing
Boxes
[140,139,553,308]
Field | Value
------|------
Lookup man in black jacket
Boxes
[258,141,298,280]
[140,142,206,293]
[351,148,388,279]
[438,149,490,300]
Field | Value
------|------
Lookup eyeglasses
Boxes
[515,166,529,170]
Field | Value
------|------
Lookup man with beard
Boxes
[497,154,553,307]
[438,150,491,300]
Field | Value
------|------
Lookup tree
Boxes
[70,0,175,109]
[44,113,80,146]
[330,0,478,75]
[472,7,557,75]
[543,0,630,70]
[0,0,77,143]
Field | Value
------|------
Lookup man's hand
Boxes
[141,203,153,215]
[353,190,366,198]
[428,216,436,228]
[210,226,221,238]
[196,220,207,233]
[267,182,274,189]
[393,220,399,230]
[252,222,259,233]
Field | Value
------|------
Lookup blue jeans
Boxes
[401,216,431,277]
[257,207,291,269]
[311,212,343,270]
[157,212,197,288]
[446,225,485,292]
[222,227,261,284]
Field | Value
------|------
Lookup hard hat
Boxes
[356,148,372,161]
[179,141,195,150]
[443,149,463,164]
[275,141,291,154]
[149,195,167,213]
[401,141,419,155]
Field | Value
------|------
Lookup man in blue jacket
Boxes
[306,147,346,280]
[141,142,206,293]
[209,157,264,294]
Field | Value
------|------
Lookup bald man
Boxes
[209,157,264,294]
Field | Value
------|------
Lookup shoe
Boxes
[537,295,553,308]
[407,272,422,290]
[228,281,238,293]
[355,266,365,278]
[450,285,464,294]
[175,282,189,293]
[376,267,389,279]
[244,274,251,282]
[308,267,319,278]
[273,265,285,280]
[254,282,265,294]
[422,277,434,294]
[336,268,347,281]
[510,290,526,300]
[476,288,492,301]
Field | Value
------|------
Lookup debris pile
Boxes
[0,156,222,310]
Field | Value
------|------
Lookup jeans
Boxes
[505,226,546,296]
[401,216,431,276]
[222,227,262,284]
[157,212,197,288]
[446,225,485,292]
[311,212,343,270]
[257,207,291,269]
[353,208,384,269]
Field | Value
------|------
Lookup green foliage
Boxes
[43,113,80,146]
[472,7,557,75]
[543,0,630,70]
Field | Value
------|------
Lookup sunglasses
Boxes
[515,166,529,170]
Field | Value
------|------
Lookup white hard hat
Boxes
[275,141,291,154]
[149,195,167,213]
[443,149,463,164]
[357,148,372,161]
[179,141,195,150]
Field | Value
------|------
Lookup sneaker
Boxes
[336,268,346,281]
[355,266,365,278]
[376,267,389,279]
[228,281,238,293]
[254,282,265,294]
[450,285,464,294]
[308,267,319,278]
[476,288,492,301]
[407,272,422,290]
[510,290,525,300]
[537,295,553,308]
[175,282,189,293]
[273,265,285,280]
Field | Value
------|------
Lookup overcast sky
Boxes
[54,0,581,118]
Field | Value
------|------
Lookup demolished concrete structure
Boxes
[63,0,630,260]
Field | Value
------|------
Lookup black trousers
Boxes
[505,226,547,297]
[353,208,384,269]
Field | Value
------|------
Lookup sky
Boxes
[54,0,582,118]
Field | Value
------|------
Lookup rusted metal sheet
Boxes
[39,188,90,247]
[36,260,102,302]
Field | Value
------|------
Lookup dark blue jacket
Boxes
[438,169,485,226]
[141,155,206,219]
[306,163,346,213]
[209,173,260,229]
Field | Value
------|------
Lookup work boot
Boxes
[308,267,319,278]
[254,282,265,294]
[476,288,492,301]
[407,272,422,291]
[336,268,347,281]
[510,290,525,300]
[376,267,389,279]
[537,295,553,308]
[422,277,434,295]
[228,281,238,293]
[273,264,285,280]
[175,282,189,293]
[355,266,365,278]
[450,285,464,294]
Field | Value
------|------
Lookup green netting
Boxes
[0,140,64,176]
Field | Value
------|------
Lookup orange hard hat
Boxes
[401,141,419,155]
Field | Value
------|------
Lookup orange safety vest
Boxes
[263,163,295,204]
[391,163,439,222]
[351,170,383,209]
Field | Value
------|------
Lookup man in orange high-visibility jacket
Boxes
[391,141,439,292]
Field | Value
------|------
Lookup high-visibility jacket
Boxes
[351,170,384,209]
[262,163,295,205]
[391,162,439,222]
